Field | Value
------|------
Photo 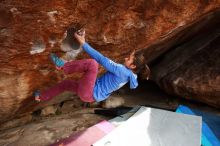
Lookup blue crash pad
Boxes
[176,105,220,146]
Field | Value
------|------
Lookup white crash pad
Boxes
[93,106,201,146]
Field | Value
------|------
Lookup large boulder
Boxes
[151,10,220,108]
[0,0,220,123]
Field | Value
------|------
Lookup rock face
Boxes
[0,0,220,123]
[151,10,220,108]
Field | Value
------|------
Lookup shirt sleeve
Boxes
[129,73,138,89]
[82,42,124,75]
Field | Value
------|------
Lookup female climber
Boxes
[35,29,150,103]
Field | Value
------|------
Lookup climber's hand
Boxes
[74,29,85,46]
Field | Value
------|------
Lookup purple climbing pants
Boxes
[40,59,98,102]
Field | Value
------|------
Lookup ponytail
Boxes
[133,52,151,80]
[139,64,150,80]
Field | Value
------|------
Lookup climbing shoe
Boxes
[34,90,41,102]
[50,53,64,70]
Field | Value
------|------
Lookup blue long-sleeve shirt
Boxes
[82,42,138,102]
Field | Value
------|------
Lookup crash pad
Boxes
[93,106,202,146]
[51,120,115,146]
[176,105,220,146]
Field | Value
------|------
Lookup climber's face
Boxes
[124,50,136,70]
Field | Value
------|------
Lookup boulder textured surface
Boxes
[151,10,220,108]
[0,0,220,123]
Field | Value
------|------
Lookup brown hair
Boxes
[133,51,151,80]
